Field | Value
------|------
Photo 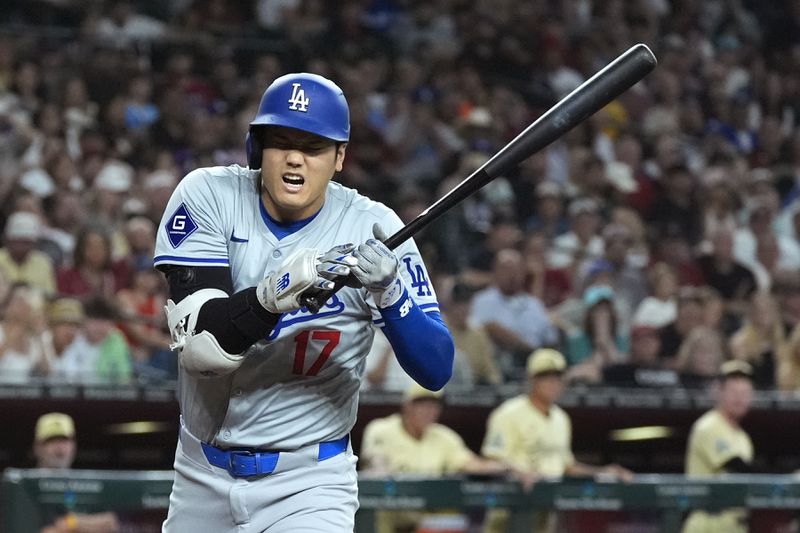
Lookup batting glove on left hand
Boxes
[257,244,356,314]
[352,224,405,308]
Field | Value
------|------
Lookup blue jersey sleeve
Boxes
[377,288,454,390]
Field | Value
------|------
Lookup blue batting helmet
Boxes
[246,73,350,169]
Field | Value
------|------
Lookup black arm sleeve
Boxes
[721,457,755,473]
[160,265,279,354]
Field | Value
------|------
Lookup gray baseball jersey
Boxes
[155,165,440,449]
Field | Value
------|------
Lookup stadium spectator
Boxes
[0,283,47,382]
[462,215,524,288]
[577,222,648,328]
[40,297,91,382]
[141,169,179,224]
[89,159,134,259]
[32,412,120,533]
[699,166,739,242]
[40,191,85,268]
[682,361,755,533]
[470,249,557,378]
[115,268,173,379]
[649,227,705,287]
[81,297,132,383]
[442,281,503,387]
[609,206,649,269]
[547,197,603,272]
[524,181,568,239]
[735,198,800,273]
[562,285,627,367]
[482,348,633,533]
[632,262,678,329]
[729,291,786,389]
[751,232,782,291]
[674,326,728,389]
[522,230,571,309]
[658,286,707,363]
[647,164,703,246]
[121,216,157,273]
[602,324,680,388]
[85,0,167,48]
[56,225,130,302]
[361,384,508,533]
[0,211,57,296]
[696,227,757,317]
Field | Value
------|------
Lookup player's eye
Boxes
[264,136,331,154]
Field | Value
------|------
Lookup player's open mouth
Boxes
[282,173,305,191]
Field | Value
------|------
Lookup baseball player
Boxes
[361,384,507,533]
[154,73,454,531]
[481,348,632,533]
[682,361,755,533]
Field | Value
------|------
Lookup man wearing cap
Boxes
[482,348,632,533]
[33,412,119,533]
[361,384,507,533]
[41,298,92,382]
[682,361,755,533]
[34,412,77,469]
[0,211,56,296]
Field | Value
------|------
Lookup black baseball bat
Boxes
[302,43,657,312]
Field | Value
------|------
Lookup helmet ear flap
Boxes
[246,129,263,169]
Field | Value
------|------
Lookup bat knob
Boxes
[300,294,323,314]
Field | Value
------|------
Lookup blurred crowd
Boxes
[0,0,799,390]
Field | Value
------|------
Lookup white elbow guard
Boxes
[166,289,246,378]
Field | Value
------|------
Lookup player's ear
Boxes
[335,143,347,172]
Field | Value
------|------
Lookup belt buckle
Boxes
[228,450,257,477]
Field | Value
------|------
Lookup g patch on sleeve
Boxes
[165,202,198,248]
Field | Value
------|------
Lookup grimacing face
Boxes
[259,126,346,222]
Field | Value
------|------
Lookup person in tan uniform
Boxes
[33,413,120,533]
[361,384,507,533]
[682,360,755,533]
[481,348,632,533]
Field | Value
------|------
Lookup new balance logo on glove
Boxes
[276,273,291,293]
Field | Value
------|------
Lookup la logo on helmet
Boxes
[288,83,310,112]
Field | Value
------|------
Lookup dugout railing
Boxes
[3,469,800,532]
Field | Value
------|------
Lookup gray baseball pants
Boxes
[162,425,359,532]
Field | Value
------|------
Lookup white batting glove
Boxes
[352,224,405,308]
[257,245,356,314]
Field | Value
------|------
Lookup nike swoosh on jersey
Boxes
[230,229,249,243]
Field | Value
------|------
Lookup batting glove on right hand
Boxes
[257,244,356,314]
[352,224,405,308]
